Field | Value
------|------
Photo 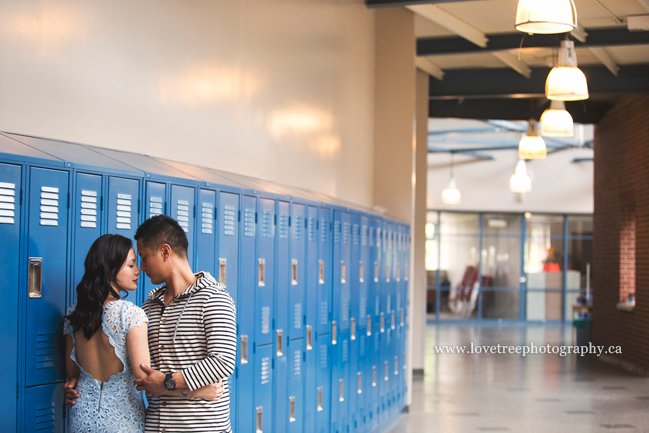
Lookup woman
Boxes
[64,234,220,432]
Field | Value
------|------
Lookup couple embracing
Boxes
[63,215,236,432]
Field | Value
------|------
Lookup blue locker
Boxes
[317,207,332,336]
[349,214,361,433]
[24,383,64,433]
[25,167,68,388]
[143,181,166,303]
[304,205,319,433]
[288,342,305,433]
[107,176,141,302]
[71,173,102,299]
[289,202,306,341]
[0,163,21,432]
[274,199,290,433]
[237,194,257,433]
[256,197,275,347]
[315,207,332,433]
[254,345,274,433]
[195,189,216,276]
[170,184,195,268]
[367,218,381,431]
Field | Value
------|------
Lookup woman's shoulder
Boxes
[111,299,145,315]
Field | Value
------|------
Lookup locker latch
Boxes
[28,257,43,299]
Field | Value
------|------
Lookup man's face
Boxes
[136,240,166,286]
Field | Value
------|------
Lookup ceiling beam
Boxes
[429,64,649,99]
[416,57,445,80]
[417,28,649,56]
[366,0,478,8]
[589,47,620,76]
[640,0,649,13]
[407,4,488,47]
[491,52,532,78]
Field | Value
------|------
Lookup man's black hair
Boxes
[135,215,188,258]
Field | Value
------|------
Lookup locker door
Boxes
[349,215,361,433]
[315,207,332,433]
[317,207,332,336]
[0,163,21,432]
[254,345,273,433]
[367,218,380,431]
[143,181,166,299]
[218,191,239,432]
[25,167,68,387]
[315,332,331,433]
[255,197,275,347]
[274,199,290,433]
[72,173,102,299]
[107,177,141,302]
[24,383,64,433]
[196,189,216,276]
[288,202,306,341]
[288,341,305,433]
[237,195,256,433]
[330,210,342,433]
[170,184,195,267]
[340,212,351,332]
[303,206,318,433]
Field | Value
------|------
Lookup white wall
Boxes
[0,0,376,207]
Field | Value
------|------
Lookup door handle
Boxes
[306,325,313,350]
[28,257,43,299]
[241,335,248,364]
[332,321,337,345]
[256,406,263,433]
[219,258,227,287]
[276,330,283,356]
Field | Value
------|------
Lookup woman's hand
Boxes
[191,380,225,401]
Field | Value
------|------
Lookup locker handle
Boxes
[385,264,390,283]
[380,313,385,333]
[289,396,296,422]
[384,361,389,381]
[396,263,401,282]
[351,318,356,341]
[339,379,344,402]
[374,261,379,283]
[359,261,364,283]
[219,258,227,287]
[394,356,399,375]
[372,366,377,387]
[258,258,265,287]
[367,315,372,336]
[391,311,395,330]
[318,260,324,284]
[241,335,248,364]
[341,260,346,284]
[256,406,263,433]
[331,321,337,345]
[401,309,404,327]
[276,330,283,357]
[317,387,323,411]
[357,372,362,394]
[28,257,43,299]
[291,259,298,285]
[306,325,312,351]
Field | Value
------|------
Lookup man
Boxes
[63,215,237,432]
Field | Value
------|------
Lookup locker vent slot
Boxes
[34,402,56,431]
[224,205,236,236]
[244,208,255,237]
[361,224,368,246]
[351,318,356,341]
[342,222,350,245]
[276,330,283,357]
[258,258,265,287]
[319,343,327,370]
[114,193,132,230]
[201,202,214,234]
[359,261,364,283]
[28,257,43,299]
[279,213,289,239]
[318,260,324,284]
[360,335,366,356]
[36,332,56,369]
[308,217,317,242]
[341,261,346,284]
[256,406,263,433]
[289,396,296,422]
[149,196,163,217]
[262,210,273,238]
[317,387,323,411]
[294,215,303,240]
[320,218,327,243]
[374,262,379,283]
[306,325,312,350]
[331,321,337,345]
[395,356,399,375]
[0,182,16,225]
[260,357,270,385]
[352,224,359,245]
[369,227,374,247]
[360,296,367,323]
[240,335,248,364]
[176,199,190,233]
[291,259,298,285]
[342,339,349,363]
[39,186,59,226]
[319,300,328,327]
[372,366,377,387]
[357,372,363,394]
[384,361,389,381]
[261,306,270,335]
[367,316,372,336]
[219,258,227,287]
[293,350,301,376]
[333,221,340,244]
[339,379,344,402]
[293,302,302,330]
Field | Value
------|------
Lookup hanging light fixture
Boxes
[540,100,574,136]
[519,119,547,160]
[442,154,461,205]
[515,0,577,34]
[546,40,589,101]
[510,159,532,193]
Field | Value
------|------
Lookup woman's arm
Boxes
[65,334,80,379]
[126,323,151,381]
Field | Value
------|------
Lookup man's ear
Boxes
[160,244,172,261]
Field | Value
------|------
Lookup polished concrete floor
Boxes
[385,323,649,433]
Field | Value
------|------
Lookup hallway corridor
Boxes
[386,323,649,433]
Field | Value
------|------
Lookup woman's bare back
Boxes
[73,327,124,382]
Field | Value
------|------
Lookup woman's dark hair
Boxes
[66,234,133,339]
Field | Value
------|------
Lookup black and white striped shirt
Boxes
[142,272,236,433]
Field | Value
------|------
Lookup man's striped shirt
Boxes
[142,272,236,433]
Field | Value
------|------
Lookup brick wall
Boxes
[593,95,649,374]
[619,206,635,303]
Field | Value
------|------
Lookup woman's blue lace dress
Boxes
[64,300,148,433]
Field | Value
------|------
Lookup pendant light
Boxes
[546,40,589,101]
[510,159,532,193]
[442,154,461,205]
[519,120,547,160]
[515,0,577,34]
[540,100,574,136]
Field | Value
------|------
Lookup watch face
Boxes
[165,375,177,390]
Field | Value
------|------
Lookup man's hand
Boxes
[192,380,225,401]
[62,377,80,407]
[134,364,167,397]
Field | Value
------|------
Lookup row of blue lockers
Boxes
[0,132,410,433]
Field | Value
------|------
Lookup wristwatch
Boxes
[164,373,177,391]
